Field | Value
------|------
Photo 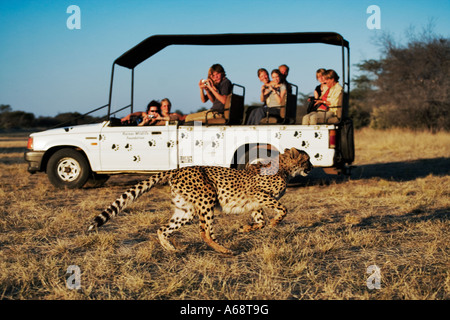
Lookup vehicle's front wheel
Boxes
[46,148,91,189]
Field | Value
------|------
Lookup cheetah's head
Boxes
[282,148,313,178]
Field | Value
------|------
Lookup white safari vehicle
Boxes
[25,32,355,189]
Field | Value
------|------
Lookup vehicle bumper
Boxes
[24,151,45,173]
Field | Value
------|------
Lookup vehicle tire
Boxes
[236,145,279,170]
[46,148,91,189]
[339,118,355,164]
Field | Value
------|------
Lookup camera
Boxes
[202,79,208,85]
[148,114,155,119]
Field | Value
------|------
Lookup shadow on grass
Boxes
[0,147,27,164]
[0,146,27,154]
[356,207,450,229]
[290,157,450,186]
[289,207,450,240]
[352,157,450,181]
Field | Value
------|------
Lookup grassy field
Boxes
[0,128,449,300]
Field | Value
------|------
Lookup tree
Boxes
[349,71,377,129]
[0,104,12,113]
[355,26,450,131]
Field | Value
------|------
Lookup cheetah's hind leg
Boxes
[157,207,194,252]
[240,209,266,233]
[199,205,233,255]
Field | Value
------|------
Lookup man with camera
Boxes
[120,100,161,126]
[185,64,232,123]
[138,104,161,126]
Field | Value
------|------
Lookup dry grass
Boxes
[0,128,449,300]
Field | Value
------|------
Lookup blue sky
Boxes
[1,0,449,117]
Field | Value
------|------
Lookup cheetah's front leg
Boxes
[240,210,266,232]
[253,193,288,228]
[269,202,287,227]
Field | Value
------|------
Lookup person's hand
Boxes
[141,115,150,124]
[204,79,213,90]
[199,79,211,90]
[314,100,322,106]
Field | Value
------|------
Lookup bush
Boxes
[0,110,35,129]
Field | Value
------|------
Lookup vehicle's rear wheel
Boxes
[339,118,355,164]
[236,145,279,170]
[46,148,91,189]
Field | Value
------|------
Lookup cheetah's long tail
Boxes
[87,171,171,232]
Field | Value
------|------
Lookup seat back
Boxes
[284,83,298,124]
[227,86,245,124]
[206,83,245,125]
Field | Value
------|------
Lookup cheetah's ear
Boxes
[289,147,300,159]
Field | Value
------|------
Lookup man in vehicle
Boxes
[120,100,161,126]
[185,64,232,122]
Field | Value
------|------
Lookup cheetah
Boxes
[88,147,312,254]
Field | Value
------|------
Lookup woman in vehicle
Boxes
[302,69,343,125]
[246,69,287,125]
[152,98,183,125]
[306,68,327,114]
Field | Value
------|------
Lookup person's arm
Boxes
[209,79,232,105]
[270,85,287,106]
[168,113,180,121]
[199,79,210,103]
[209,85,227,105]
[156,113,179,121]
[260,84,271,102]
[121,111,145,122]
[203,79,219,103]
[138,115,158,126]
[325,85,343,107]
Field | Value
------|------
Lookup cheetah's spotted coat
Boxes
[88,148,312,254]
